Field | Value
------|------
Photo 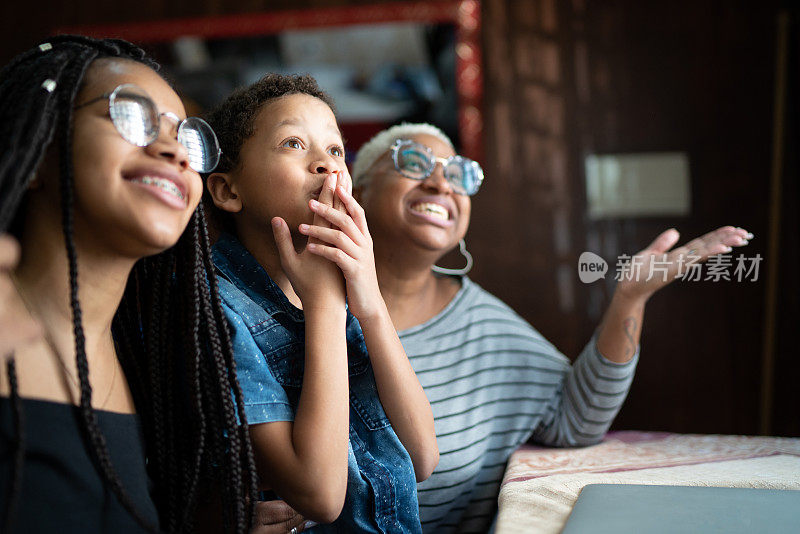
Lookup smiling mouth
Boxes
[129,176,185,202]
[410,202,450,221]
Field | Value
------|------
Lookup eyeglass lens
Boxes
[110,86,158,147]
[445,157,482,196]
[395,141,483,196]
[178,117,221,174]
[109,84,220,173]
[396,145,431,180]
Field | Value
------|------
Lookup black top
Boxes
[0,396,159,533]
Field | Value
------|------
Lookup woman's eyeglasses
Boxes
[391,139,484,196]
[76,83,221,173]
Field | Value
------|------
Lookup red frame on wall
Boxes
[61,0,483,160]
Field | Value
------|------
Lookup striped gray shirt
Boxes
[398,277,638,533]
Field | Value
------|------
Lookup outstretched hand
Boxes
[616,226,752,302]
[0,234,42,361]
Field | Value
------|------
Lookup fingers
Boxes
[312,173,338,232]
[299,224,358,259]
[715,226,752,247]
[335,185,370,237]
[306,242,355,272]
[317,173,337,208]
[643,228,681,255]
[678,226,752,259]
[333,172,348,214]
[271,217,297,269]
[339,167,353,195]
[250,499,306,534]
[309,199,362,243]
[710,225,751,240]
[0,235,21,271]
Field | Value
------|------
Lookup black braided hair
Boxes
[115,205,258,534]
[0,35,258,533]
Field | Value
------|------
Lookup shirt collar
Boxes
[211,232,305,322]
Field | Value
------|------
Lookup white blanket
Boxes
[496,432,800,534]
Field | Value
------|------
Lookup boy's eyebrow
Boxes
[274,119,343,141]
[275,118,302,128]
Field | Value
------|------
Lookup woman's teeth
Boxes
[131,176,184,201]
[411,202,449,221]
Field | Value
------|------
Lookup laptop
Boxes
[561,484,800,533]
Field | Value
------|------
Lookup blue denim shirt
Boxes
[212,233,422,534]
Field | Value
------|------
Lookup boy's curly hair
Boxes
[205,73,336,174]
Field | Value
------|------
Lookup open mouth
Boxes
[128,175,185,202]
[410,202,450,222]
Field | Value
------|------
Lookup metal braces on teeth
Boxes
[138,177,184,200]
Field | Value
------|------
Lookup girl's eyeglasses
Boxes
[391,139,484,196]
[76,83,221,173]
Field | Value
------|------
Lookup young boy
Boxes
[204,74,438,533]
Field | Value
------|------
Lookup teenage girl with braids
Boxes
[0,36,261,533]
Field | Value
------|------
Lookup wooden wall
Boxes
[476,0,796,437]
[1,0,796,436]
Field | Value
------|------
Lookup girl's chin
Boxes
[139,235,183,256]
[132,220,189,254]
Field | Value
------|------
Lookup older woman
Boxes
[351,123,751,533]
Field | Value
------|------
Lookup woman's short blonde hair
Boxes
[351,122,454,189]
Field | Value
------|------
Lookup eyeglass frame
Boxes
[74,83,222,172]
[390,138,484,196]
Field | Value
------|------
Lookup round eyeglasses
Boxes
[76,83,221,173]
[391,139,484,196]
